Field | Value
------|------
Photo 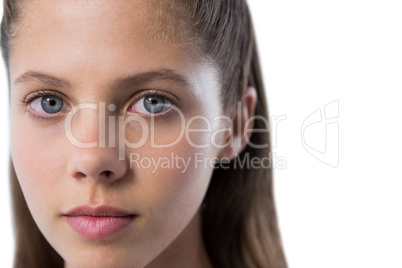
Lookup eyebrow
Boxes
[13,68,190,90]
[14,70,72,89]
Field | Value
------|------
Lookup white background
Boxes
[1,1,401,267]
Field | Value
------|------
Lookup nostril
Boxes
[74,172,86,179]
[102,170,112,177]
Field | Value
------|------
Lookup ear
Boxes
[217,86,258,161]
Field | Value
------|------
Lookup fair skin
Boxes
[9,1,257,268]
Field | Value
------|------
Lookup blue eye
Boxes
[129,95,172,115]
[29,94,69,116]
[144,96,166,113]
[41,95,64,114]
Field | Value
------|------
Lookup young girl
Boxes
[1,0,287,267]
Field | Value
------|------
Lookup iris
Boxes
[143,96,166,114]
[41,95,63,114]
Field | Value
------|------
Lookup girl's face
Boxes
[9,0,229,267]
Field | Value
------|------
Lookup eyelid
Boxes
[22,89,178,119]
[130,89,178,106]
[22,90,69,106]
[126,89,178,115]
[22,90,71,120]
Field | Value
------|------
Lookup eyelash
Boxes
[127,90,176,119]
[22,89,177,122]
[22,90,70,122]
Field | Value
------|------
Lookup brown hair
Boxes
[1,0,288,267]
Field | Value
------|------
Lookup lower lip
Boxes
[64,215,135,239]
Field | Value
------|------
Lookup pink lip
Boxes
[63,205,137,239]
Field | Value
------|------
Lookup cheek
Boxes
[125,116,218,233]
[129,145,213,254]
[10,112,68,220]
[129,137,215,217]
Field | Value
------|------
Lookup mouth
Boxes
[62,205,138,239]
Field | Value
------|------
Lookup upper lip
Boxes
[63,205,136,217]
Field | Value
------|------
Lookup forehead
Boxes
[9,0,207,89]
[14,0,190,46]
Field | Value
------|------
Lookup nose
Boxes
[65,104,128,185]
[67,146,128,184]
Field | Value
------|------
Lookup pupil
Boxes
[144,96,165,114]
[41,95,63,114]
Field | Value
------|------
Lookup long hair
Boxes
[1,0,288,267]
